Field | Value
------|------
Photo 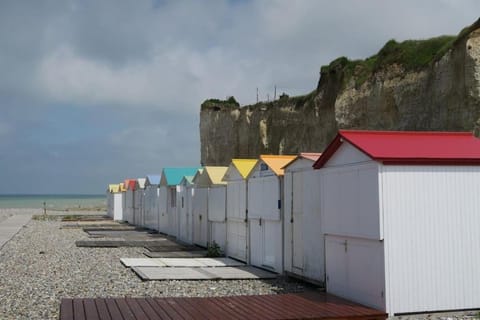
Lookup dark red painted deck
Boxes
[60,292,387,320]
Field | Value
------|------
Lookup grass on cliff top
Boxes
[321,18,480,84]
[321,35,456,87]
[201,96,240,110]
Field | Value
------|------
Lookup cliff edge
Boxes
[200,19,480,166]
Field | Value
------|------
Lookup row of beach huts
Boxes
[106,130,480,316]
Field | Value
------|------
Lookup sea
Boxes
[0,194,106,210]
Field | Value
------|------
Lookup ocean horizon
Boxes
[0,194,106,210]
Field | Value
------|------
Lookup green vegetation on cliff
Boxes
[320,18,480,88]
[321,35,456,87]
[201,96,239,110]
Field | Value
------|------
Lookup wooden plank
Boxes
[209,296,261,320]
[93,299,112,320]
[104,298,124,320]
[115,298,136,320]
[83,299,100,320]
[73,299,86,320]
[152,298,184,320]
[60,299,74,320]
[125,297,150,320]
[165,298,192,319]
[137,298,164,319]
[60,292,388,320]
[192,297,244,320]
[145,297,172,320]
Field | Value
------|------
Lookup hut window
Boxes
[170,188,176,208]
[260,163,268,171]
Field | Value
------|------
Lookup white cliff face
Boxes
[201,24,480,165]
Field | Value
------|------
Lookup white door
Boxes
[226,220,247,262]
[248,176,282,272]
[226,181,248,262]
[186,187,193,243]
[292,171,304,271]
[249,218,263,268]
[193,188,208,247]
[158,187,169,233]
[208,187,226,249]
[325,235,386,310]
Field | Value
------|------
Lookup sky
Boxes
[0,0,479,194]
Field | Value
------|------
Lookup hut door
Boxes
[292,171,304,271]
[325,235,385,310]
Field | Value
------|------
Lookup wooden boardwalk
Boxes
[60,291,387,320]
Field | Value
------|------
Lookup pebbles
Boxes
[0,210,305,320]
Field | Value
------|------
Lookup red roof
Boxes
[313,130,480,168]
[124,179,137,191]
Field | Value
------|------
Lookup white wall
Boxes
[325,235,385,310]
[144,185,159,230]
[284,165,324,284]
[381,165,480,315]
[192,187,208,247]
[113,193,123,221]
[320,162,381,240]
[226,179,248,262]
[125,189,134,223]
[158,186,169,233]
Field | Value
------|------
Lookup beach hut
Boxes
[119,182,127,221]
[191,169,208,247]
[159,167,201,237]
[313,130,480,315]
[222,159,257,262]
[247,155,296,273]
[106,184,116,218]
[177,176,194,244]
[144,175,161,231]
[134,178,146,227]
[107,184,124,221]
[283,153,323,285]
[192,166,229,250]
[124,179,136,224]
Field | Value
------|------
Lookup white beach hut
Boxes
[144,175,161,231]
[193,166,229,251]
[124,179,136,224]
[160,168,201,237]
[283,153,323,285]
[107,184,124,221]
[134,178,146,227]
[313,130,480,316]
[222,159,257,262]
[106,184,115,218]
[177,175,194,244]
[247,155,296,273]
[192,169,208,247]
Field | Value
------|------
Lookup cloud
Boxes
[1,0,480,193]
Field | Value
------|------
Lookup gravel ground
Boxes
[0,209,307,319]
[0,209,478,320]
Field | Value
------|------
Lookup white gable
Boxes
[284,158,315,173]
[249,160,275,179]
[223,164,244,182]
[324,141,373,168]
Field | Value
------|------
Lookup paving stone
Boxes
[120,258,166,267]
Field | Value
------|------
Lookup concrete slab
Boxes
[131,265,277,280]
[120,258,166,267]
[132,266,213,280]
[159,258,208,267]
[144,251,207,258]
[195,258,245,267]
[0,214,32,250]
[205,266,277,279]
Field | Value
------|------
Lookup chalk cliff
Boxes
[200,19,480,165]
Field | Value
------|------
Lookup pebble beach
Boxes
[0,208,306,320]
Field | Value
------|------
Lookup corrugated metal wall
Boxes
[226,180,248,262]
[284,163,325,284]
[381,165,480,315]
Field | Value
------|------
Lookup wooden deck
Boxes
[60,291,387,320]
